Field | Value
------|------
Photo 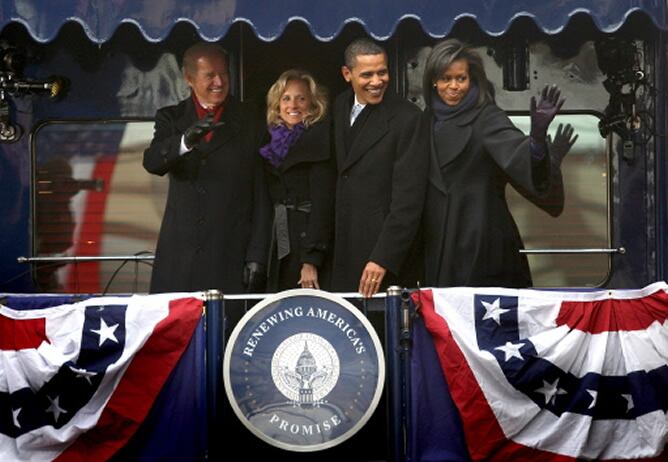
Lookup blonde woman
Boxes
[259,69,334,291]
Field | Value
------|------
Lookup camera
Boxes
[0,42,26,74]
[595,38,644,139]
[0,41,68,143]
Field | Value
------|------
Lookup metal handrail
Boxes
[18,247,626,263]
[520,247,625,254]
[17,255,155,263]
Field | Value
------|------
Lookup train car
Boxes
[0,1,666,461]
[0,0,666,294]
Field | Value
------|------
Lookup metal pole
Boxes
[386,285,404,462]
[204,289,224,461]
[520,247,625,254]
[400,289,413,462]
[17,255,155,263]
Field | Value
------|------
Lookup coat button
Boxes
[342,174,348,180]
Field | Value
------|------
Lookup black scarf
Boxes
[432,83,479,132]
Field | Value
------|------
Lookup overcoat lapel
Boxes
[175,99,197,134]
[204,99,240,152]
[278,129,329,172]
[334,94,350,173]
[428,126,448,195]
[427,105,482,194]
[342,108,388,171]
[433,123,472,168]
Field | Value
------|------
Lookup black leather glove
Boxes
[243,261,266,293]
[530,84,565,143]
[184,113,217,149]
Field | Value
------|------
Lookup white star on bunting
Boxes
[534,378,568,406]
[622,393,634,412]
[12,408,21,428]
[69,365,98,384]
[494,341,525,362]
[586,389,598,409]
[46,395,67,423]
[481,298,510,325]
[91,318,119,347]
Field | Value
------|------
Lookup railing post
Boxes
[386,285,404,462]
[400,289,413,462]
[204,289,224,461]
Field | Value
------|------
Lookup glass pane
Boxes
[507,114,609,287]
[33,121,165,293]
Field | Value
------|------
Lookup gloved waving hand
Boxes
[184,113,220,149]
[547,123,578,168]
[530,84,565,145]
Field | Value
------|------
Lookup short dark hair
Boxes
[422,38,494,109]
[182,42,230,77]
[343,38,386,69]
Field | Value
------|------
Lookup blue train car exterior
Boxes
[0,0,666,294]
[0,3,667,461]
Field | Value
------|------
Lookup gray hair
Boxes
[344,38,386,69]
[182,42,230,77]
[422,38,494,109]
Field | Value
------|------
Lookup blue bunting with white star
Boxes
[418,282,668,461]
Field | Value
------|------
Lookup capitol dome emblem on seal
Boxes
[223,289,385,452]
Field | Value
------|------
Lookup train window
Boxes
[31,114,608,293]
[508,114,609,287]
[32,120,163,293]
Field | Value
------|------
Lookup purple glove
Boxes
[530,85,565,143]
[547,123,578,168]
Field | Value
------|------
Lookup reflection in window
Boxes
[33,121,164,293]
[508,114,608,287]
[32,115,609,292]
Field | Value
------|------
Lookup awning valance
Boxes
[1,0,666,43]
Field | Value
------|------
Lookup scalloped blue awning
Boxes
[1,0,666,43]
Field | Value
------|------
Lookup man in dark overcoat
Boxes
[143,43,269,293]
[331,39,428,297]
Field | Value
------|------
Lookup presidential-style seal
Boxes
[223,289,385,452]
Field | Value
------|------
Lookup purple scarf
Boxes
[259,123,306,168]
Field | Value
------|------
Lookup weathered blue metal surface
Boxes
[1,0,666,43]
[0,0,665,294]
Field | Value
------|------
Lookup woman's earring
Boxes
[433,83,437,88]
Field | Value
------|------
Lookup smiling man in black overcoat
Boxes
[331,38,428,297]
[143,42,269,293]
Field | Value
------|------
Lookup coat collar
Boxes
[425,105,482,194]
[335,89,400,173]
[272,120,330,173]
[430,102,486,127]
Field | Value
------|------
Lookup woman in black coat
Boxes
[422,39,569,288]
[259,69,335,291]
